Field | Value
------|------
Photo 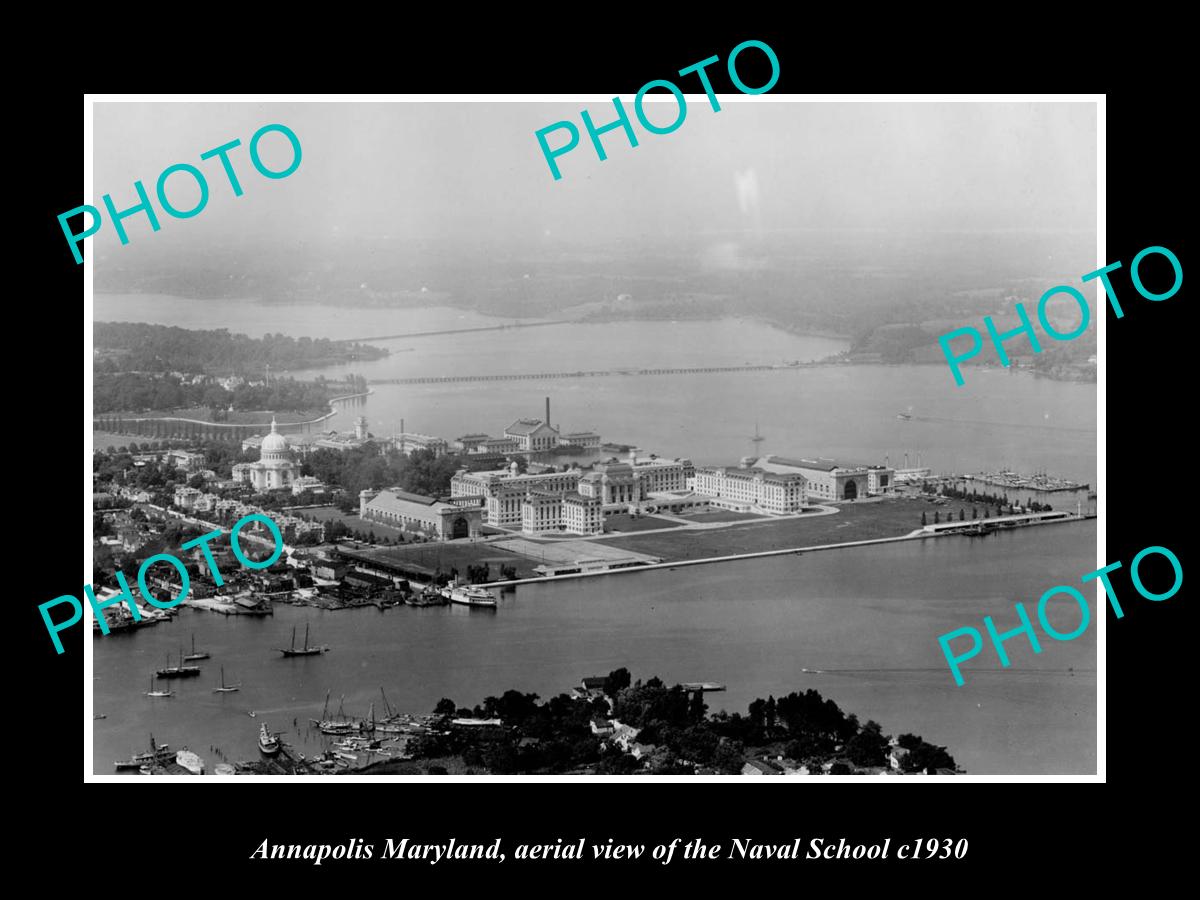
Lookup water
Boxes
[93,521,1096,774]
[96,294,1097,481]
[92,294,1098,775]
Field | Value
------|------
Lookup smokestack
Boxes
[545,396,550,426]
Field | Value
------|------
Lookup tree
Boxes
[958,509,965,521]
[933,511,940,524]
[433,698,457,716]
[921,511,927,526]
[845,720,889,768]
[604,667,631,696]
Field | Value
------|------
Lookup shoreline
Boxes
[481,514,1093,590]
[93,389,373,436]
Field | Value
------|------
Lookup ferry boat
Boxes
[448,584,498,609]
[258,723,281,756]
[114,735,174,771]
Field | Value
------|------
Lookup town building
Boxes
[163,448,207,471]
[359,488,484,541]
[691,464,807,514]
[389,432,449,456]
[290,475,329,496]
[232,417,300,491]
[753,456,896,501]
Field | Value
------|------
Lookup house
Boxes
[590,719,615,736]
[741,759,784,776]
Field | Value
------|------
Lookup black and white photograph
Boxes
[82,96,1101,780]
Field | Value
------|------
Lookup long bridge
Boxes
[371,362,828,386]
[338,320,569,343]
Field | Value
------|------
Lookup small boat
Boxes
[276,623,324,657]
[448,584,498,609]
[212,667,240,693]
[146,675,174,698]
[897,406,914,420]
[183,633,210,661]
[156,648,202,679]
[258,723,281,756]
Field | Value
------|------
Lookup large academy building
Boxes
[691,465,808,514]
[359,488,484,541]
[450,451,700,534]
[752,456,896,501]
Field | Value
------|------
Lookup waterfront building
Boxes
[359,488,483,541]
[753,456,896,501]
[389,432,449,456]
[692,465,807,514]
[233,418,301,491]
[560,431,602,449]
[505,418,561,452]
[454,399,602,458]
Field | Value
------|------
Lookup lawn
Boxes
[602,497,937,562]
[602,514,682,534]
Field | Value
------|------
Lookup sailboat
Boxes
[212,667,240,693]
[276,623,324,657]
[156,648,201,678]
[146,675,174,698]
[183,633,210,661]
[311,691,358,734]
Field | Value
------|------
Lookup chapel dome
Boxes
[260,418,289,453]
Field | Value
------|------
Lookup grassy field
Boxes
[602,497,939,561]
[676,509,767,524]
[602,514,681,534]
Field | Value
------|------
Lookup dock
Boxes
[678,682,726,693]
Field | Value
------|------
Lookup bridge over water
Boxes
[371,362,828,386]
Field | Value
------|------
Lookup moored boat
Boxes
[183,633,210,661]
[176,748,205,774]
[258,723,281,756]
[213,667,240,693]
[146,675,174,698]
[156,648,201,679]
[276,623,324,657]
[114,735,174,770]
[448,584,497,609]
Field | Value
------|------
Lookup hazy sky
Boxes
[91,100,1096,257]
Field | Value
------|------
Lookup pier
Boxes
[678,682,726,693]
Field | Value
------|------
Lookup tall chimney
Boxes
[545,396,550,426]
